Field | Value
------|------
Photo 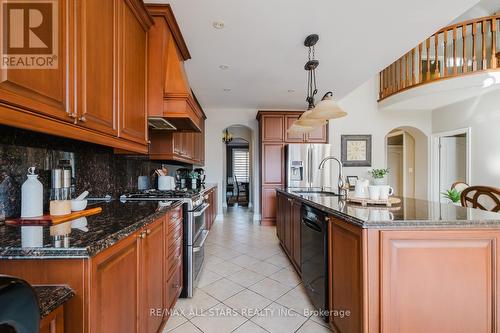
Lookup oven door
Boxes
[192,229,209,288]
[191,202,209,244]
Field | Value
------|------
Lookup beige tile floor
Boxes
[163,206,332,333]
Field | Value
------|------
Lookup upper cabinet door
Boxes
[306,123,328,143]
[285,115,304,142]
[0,0,74,122]
[76,0,117,135]
[118,0,149,145]
[261,115,284,142]
[262,143,284,184]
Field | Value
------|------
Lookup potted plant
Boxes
[189,171,199,189]
[369,168,389,185]
[442,189,462,206]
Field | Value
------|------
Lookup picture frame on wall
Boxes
[341,135,372,167]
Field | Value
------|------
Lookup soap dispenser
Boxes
[21,167,43,218]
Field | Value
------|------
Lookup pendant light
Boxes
[306,92,347,120]
[295,34,347,124]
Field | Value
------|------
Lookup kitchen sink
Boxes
[292,190,339,196]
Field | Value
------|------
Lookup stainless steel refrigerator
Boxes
[286,144,335,190]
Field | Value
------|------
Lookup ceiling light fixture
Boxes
[222,129,233,144]
[290,34,347,134]
[219,64,230,70]
[288,89,296,93]
[223,88,232,92]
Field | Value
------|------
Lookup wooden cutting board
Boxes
[5,207,102,227]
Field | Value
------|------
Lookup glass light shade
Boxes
[287,123,317,134]
[294,110,327,127]
[307,95,347,120]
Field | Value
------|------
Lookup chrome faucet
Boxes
[318,156,346,198]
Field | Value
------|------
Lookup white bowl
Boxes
[71,199,88,212]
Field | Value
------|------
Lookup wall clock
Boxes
[341,135,372,167]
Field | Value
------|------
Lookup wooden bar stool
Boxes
[460,186,500,212]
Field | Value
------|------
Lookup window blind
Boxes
[233,149,250,183]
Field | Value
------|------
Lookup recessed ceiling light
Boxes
[288,89,296,93]
[219,64,230,70]
[223,88,231,92]
[213,21,225,29]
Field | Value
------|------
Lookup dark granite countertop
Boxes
[34,285,74,318]
[277,188,500,229]
[0,200,182,259]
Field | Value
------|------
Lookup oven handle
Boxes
[193,203,210,217]
[193,230,209,253]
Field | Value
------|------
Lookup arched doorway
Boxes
[222,125,254,209]
[385,126,428,199]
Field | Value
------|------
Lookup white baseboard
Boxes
[253,214,261,221]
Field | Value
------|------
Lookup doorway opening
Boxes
[385,126,428,199]
[431,128,471,204]
[222,125,253,208]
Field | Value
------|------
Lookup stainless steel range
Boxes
[120,189,209,297]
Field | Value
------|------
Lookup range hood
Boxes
[148,117,176,130]
[147,4,204,132]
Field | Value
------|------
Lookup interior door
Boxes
[439,136,467,203]
[387,145,403,196]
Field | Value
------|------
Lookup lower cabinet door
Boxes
[141,218,165,333]
[39,306,64,333]
[291,200,301,270]
[167,260,183,309]
[91,234,140,333]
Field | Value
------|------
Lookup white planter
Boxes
[372,178,385,185]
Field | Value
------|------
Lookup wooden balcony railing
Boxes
[379,14,500,101]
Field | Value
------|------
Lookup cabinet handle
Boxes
[138,232,146,239]
[173,284,180,289]
[78,115,87,122]
[146,229,151,235]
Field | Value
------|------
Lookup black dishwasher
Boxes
[301,204,329,321]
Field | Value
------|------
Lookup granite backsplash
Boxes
[0,125,191,220]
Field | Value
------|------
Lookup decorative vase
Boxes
[372,177,385,185]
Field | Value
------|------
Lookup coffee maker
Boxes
[175,168,190,189]
[193,168,206,187]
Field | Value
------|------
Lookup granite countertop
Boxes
[34,285,74,318]
[0,200,182,259]
[277,188,500,229]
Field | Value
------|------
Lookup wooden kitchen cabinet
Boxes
[0,0,153,154]
[1,207,184,333]
[150,117,206,165]
[276,191,301,272]
[90,229,141,333]
[141,217,165,333]
[0,0,74,123]
[204,186,218,231]
[39,306,65,333]
[118,0,149,146]
[261,115,284,142]
[75,0,117,135]
[257,111,328,225]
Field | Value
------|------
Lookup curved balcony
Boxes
[379,14,500,101]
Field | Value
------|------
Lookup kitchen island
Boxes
[276,188,500,333]
[0,200,184,333]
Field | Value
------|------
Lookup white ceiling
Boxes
[147,0,479,109]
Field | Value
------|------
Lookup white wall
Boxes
[432,89,500,187]
[332,77,432,199]
[204,108,260,219]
